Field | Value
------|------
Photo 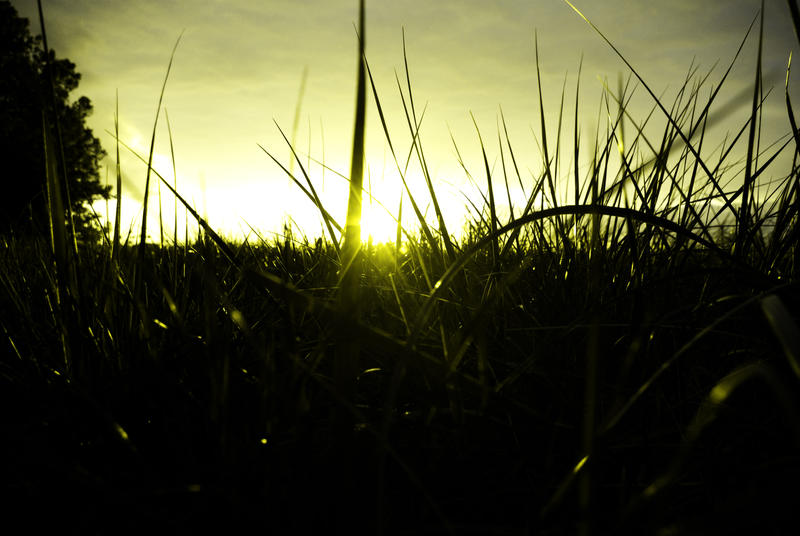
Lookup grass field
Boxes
[2,1,800,534]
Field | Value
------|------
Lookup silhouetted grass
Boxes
[2,1,800,534]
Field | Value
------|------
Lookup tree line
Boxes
[0,1,109,240]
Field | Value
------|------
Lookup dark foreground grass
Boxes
[2,224,799,535]
[3,1,800,534]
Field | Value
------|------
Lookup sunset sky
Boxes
[10,0,800,243]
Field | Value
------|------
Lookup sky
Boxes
[10,0,800,243]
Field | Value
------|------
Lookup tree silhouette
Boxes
[0,1,109,239]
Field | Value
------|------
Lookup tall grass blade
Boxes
[340,0,367,284]
[497,108,532,258]
[737,1,765,257]
[534,33,557,210]
[258,143,342,236]
[164,108,179,291]
[786,53,800,150]
[497,115,515,226]
[470,112,499,265]
[534,32,572,253]
[400,30,455,262]
[574,55,583,206]
[269,123,342,254]
[37,0,78,261]
[135,33,182,301]
[364,56,439,253]
[395,191,403,252]
[42,112,68,292]
[336,0,366,421]
[111,91,123,264]
[157,162,164,248]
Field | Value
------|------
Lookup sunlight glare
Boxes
[361,200,400,244]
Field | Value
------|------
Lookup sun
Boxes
[360,200,401,244]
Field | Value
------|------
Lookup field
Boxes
[2,1,800,534]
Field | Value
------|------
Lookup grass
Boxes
[2,0,800,533]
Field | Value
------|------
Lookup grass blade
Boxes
[737,0,765,256]
[469,112,499,265]
[787,0,800,47]
[111,91,123,265]
[364,56,439,253]
[562,0,742,230]
[399,30,455,262]
[336,0,367,428]
[135,33,183,302]
[761,294,800,379]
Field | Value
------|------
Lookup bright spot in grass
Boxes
[573,455,588,474]
[114,423,130,442]
[260,438,268,445]
[230,309,247,330]
[710,383,730,404]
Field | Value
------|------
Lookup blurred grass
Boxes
[2,0,800,534]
